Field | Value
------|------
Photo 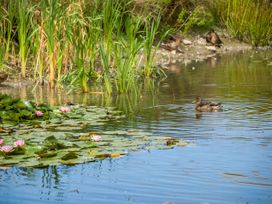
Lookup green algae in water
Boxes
[0,96,189,167]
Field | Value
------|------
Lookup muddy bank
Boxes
[152,35,252,68]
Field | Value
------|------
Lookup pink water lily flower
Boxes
[60,106,70,113]
[0,138,4,145]
[14,139,25,147]
[1,145,14,153]
[91,134,102,142]
[35,110,43,117]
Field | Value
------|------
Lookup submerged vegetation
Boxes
[0,0,271,93]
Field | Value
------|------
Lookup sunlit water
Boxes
[1,50,272,204]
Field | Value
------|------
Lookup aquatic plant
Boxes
[0,95,189,167]
[60,106,70,113]
[6,0,270,93]
[35,110,43,117]
[1,1,16,62]
[0,0,163,92]
[91,134,102,142]
[1,145,13,153]
[143,15,161,78]
[143,15,169,78]
[14,140,25,148]
[0,138,4,145]
[99,44,113,94]
[0,94,51,121]
[18,0,31,78]
[213,0,272,46]
[113,16,143,93]
[42,0,59,87]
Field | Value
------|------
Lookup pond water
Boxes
[1,50,272,204]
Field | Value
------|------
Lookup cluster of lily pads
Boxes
[0,94,51,121]
[0,94,189,167]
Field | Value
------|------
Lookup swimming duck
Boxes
[194,96,223,112]
[160,35,182,52]
[206,30,223,47]
[0,72,8,84]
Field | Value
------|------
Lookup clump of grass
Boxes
[1,1,17,62]
[2,0,248,94]
[42,0,59,87]
[213,0,272,46]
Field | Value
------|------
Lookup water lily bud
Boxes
[14,139,25,147]
[0,138,4,145]
[91,135,102,142]
[1,145,14,153]
[60,106,70,113]
[35,110,43,117]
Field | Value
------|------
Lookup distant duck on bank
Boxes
[206,29,223,47]
[160,34,182,52]
[194,96,223,112]
[0,72,8,84]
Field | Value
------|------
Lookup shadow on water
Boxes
[1,50,272,204]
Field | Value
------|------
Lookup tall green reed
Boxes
[43,0,59,87]
[99,0,123,94]
[66,1,90,92]
[99,44,112,94]
[218,0,272,46]
[86,4,102,79]
[143,15,168,78]
[18,0,31,78]
[1,0,173,94]
[1,2,16,62]
[113,17,143,93]
[247,1,272,46]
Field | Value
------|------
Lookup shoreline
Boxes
[153,35,252,68]
[1,34,253,89]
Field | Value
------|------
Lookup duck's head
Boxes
[193,96,202,104]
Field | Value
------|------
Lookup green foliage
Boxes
[182,6,215,33]
[0,94,189,167]
[18,0,31,77]
[1,0,271,94]
[0,0,171,94]
[159,0,215,33]
[213,0,272,46]
[0,94,51,122]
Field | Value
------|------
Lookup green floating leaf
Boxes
[61,152,78,160]
[0,95,190,168]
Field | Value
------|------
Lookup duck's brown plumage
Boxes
[160,35,182,52]
[0,73,8,84]
[194,96,223,112]
[206,30,223,47]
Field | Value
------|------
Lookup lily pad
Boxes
[0,95,190,167]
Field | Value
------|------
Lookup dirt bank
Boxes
[153,35,252,68]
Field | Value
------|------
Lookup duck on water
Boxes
[194,96,223,112]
